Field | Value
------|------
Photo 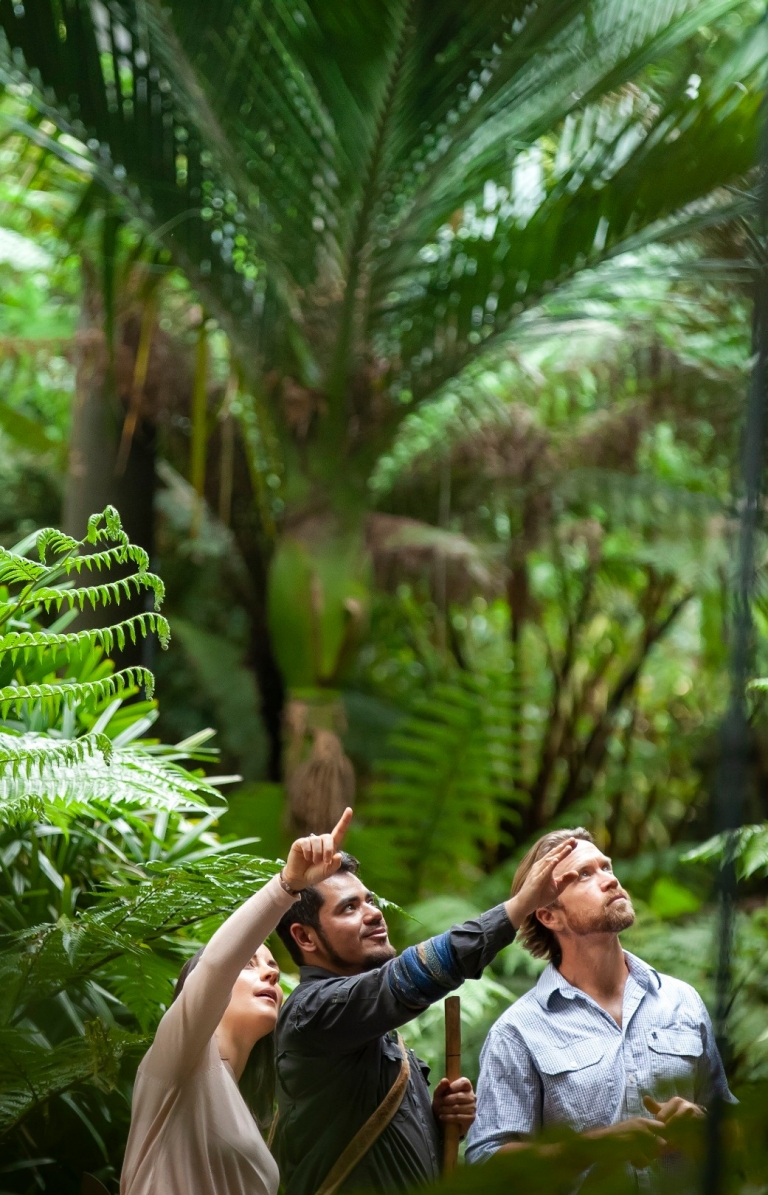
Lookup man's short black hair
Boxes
[276,852,360,966]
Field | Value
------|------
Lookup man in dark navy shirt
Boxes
[274,835,578,1195]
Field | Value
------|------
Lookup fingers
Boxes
[554,868,579,892]
[439,1096,476,1112]
[448,1077,473,1093]
[331,806,354,849]
[542,840,578,875]
[643,1096,662,1116]
[319,832,334,872]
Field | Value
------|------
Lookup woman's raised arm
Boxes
[147,808,354,1083]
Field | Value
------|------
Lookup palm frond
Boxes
[1,0,760,414]
[375,67,762,405]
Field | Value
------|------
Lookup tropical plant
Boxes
[0,0,764,806]
[349,670,518,903]
[362,251,750,862]
[0,507,281,1192]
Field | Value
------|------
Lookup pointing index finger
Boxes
[332,806,354,849]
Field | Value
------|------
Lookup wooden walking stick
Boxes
[442,995,461,1174]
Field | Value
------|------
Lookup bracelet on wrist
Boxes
[278,869,303,896]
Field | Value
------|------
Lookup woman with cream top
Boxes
[120,807,354,1195]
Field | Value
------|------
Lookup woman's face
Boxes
[221,944,282,1042]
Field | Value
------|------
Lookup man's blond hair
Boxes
[512,827,595,965]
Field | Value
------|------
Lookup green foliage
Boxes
[0,0,762,498]
[0,507,165,727]
[0,506,282,1190]
[685,823,768,880]
[351,671,519,903]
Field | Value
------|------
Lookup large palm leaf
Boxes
[0,0,762,475]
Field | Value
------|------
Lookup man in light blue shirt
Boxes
[467,828,734,1169]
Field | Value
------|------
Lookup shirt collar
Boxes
[534,950,661,1008]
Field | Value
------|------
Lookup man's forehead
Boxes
[319,871,370,903]
[553,840,610,877]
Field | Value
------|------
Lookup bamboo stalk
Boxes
[442,995,461,1174]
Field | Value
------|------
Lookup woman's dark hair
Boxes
[173,947,276,1130]
[275,852,360,966]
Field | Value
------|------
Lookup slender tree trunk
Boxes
[63,271,156,671]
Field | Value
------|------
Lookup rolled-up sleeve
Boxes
[465,1022,541,1163]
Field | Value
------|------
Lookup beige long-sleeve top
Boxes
[120,874,298,1195]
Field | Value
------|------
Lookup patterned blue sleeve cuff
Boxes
[387,932,463,1009]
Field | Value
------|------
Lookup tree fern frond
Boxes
[0,732,113,776]
[64,543,151,575]
[0,1022,145,1134]
[0,551,47,584]
[355,673,521,902]
[0,668,155,718]
[684,824,768,880]
[35,527,82,561]
[7,572,165,616]
[85,505,127,545]
[0,854,278,1022]
[0,614,171,666]
[0,739,226,821]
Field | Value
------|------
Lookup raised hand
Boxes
[506,839,579,929]
[281,807,354,892]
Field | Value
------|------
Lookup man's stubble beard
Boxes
[360,944,397,972]
[316,925,397,973]
[567,896,636,937]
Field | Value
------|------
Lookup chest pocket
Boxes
[647,1028,702,1098]
[381,1035,430,1084]
[536,1038,605,1077]
[535,1039,607,1131]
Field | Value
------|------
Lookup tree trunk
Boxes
[63,273,156,671]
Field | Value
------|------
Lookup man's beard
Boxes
[316,926,396,972]
[360,944,398,972]
[566,895,635,936]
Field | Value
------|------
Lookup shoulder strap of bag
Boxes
[313,1032,411,1195]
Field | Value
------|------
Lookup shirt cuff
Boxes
[449,903,516,978]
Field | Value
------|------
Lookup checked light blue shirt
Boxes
[466,951,734,1163]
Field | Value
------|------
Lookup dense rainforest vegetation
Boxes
[0,0,768,1190]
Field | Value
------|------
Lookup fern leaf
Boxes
[16,572,165,615]
[0,613,171,665]
[0,731,113,775]
[0,551,48,584]
[0,735,224,823]
[0,1022,145,1134]
[355,672,521,902]
[0,668,156,718]
[0,855,278,1022]
[36,528,83,562]
[66,542,150,575]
